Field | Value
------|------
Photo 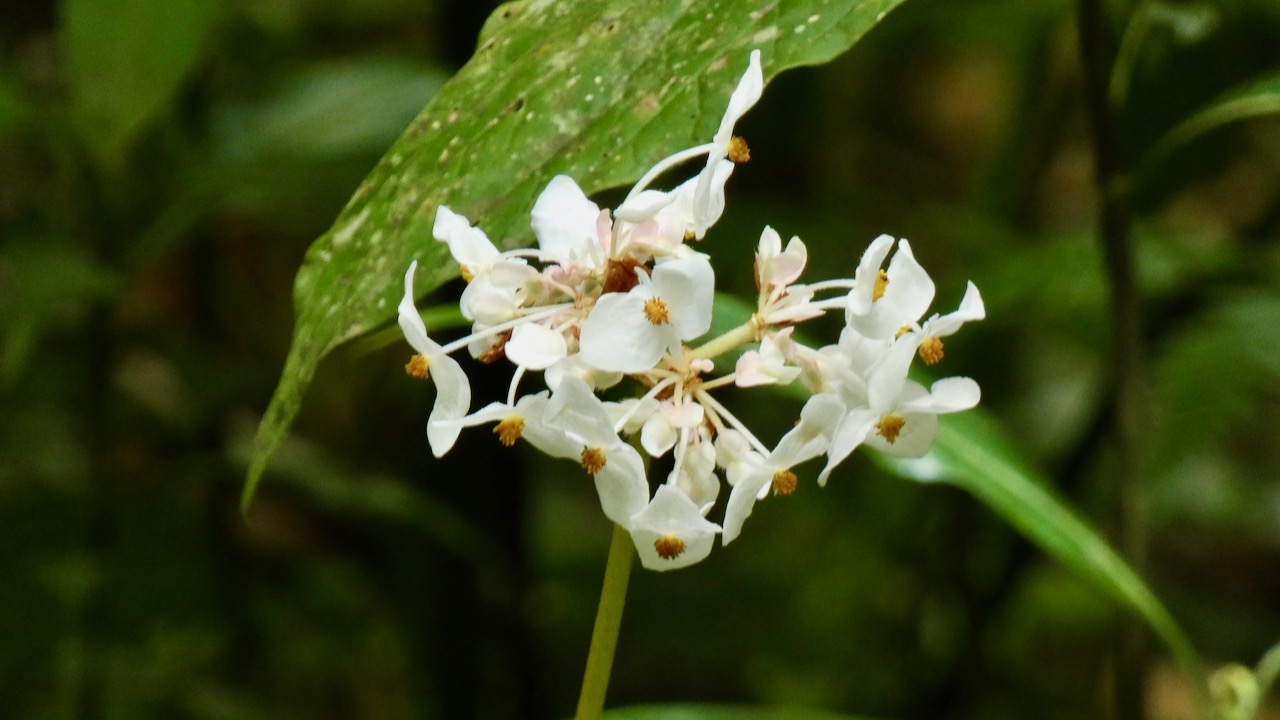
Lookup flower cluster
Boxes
[399,51,985,571]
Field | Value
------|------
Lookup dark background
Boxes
[3,0,1280,718]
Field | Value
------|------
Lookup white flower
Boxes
[721,393,843,543]
[399,261,472,456]
[544,376,650,526]
[908,281,985,366]
[616,50,764,242]
[444,392,582,459]
[579,254,715,373]
[755,225,807,290]
[816,337,980,485]
[629,485,722,571]
[736,329,802,388]
[845,236,936,341]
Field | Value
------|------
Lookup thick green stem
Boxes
[575,523,635,720]
[690,319,759,361]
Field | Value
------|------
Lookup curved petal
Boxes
[629,485,721,571]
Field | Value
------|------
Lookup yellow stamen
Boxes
[771,470,797,496]
[895,325,912,339]
[876,414,906,444]
[872,270,889,302]
[683,230,696,242]
[919,337,944,366]
[460,266,475,283]
[727,136,751,163]
[494,416,524,446]
[643,297,670,325]
[581,447,607,475]
[654,534,686,560]
[405,354,431,379]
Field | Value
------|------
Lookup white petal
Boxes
[433,206,499,269]
[882,240,936,327]
[505,323,567,370]
[425,351,471,457]
[713,49,764,147]
[595,443,650,526]
[544,375,616,448]
[651,255,715,340]
[530,175,601,262]
[902,376,981,414]
[721,468,770,545]
[398,262,437,357]
[579,292,665,373]
[640,413,678,457]
[629,485,721,571]
[865,412,938,458]
[846,234,896,319]
[925,281,985,338]
[816,408,877,486]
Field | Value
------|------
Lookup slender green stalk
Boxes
[1076,0,1211,716]
[575,523,635,720]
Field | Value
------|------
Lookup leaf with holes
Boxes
[243,0,911,509]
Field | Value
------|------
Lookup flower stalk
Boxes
[575,523,635,720]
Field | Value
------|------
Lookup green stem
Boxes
[575,523,635,720]
[690,319,759,361]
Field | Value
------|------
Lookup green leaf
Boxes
[914,413,1207,704]
[1140,69,1280,181]
[243,0,912,510]
[61,0,222,168]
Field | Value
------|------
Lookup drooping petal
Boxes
[594,442,650,526]
[721,466,770,545]
[817,407,878,486]
[399,262,472,456]
[629,485,721,571]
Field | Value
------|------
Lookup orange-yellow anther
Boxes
[771,470,798,496]
[919,337,944,366]
[654,534,686,560]
[643,297,671,325]
[460,266,475,283]
[494,416,524,446]
[581,447,607,475]
[727,136,751,163]
[872,270,890,302]
[405,354,431,379]
[895,325,912,339]
[876,414,906,444]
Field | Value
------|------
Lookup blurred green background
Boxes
[3,0,1280,718]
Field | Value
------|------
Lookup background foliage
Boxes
[2,0,1280,718]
